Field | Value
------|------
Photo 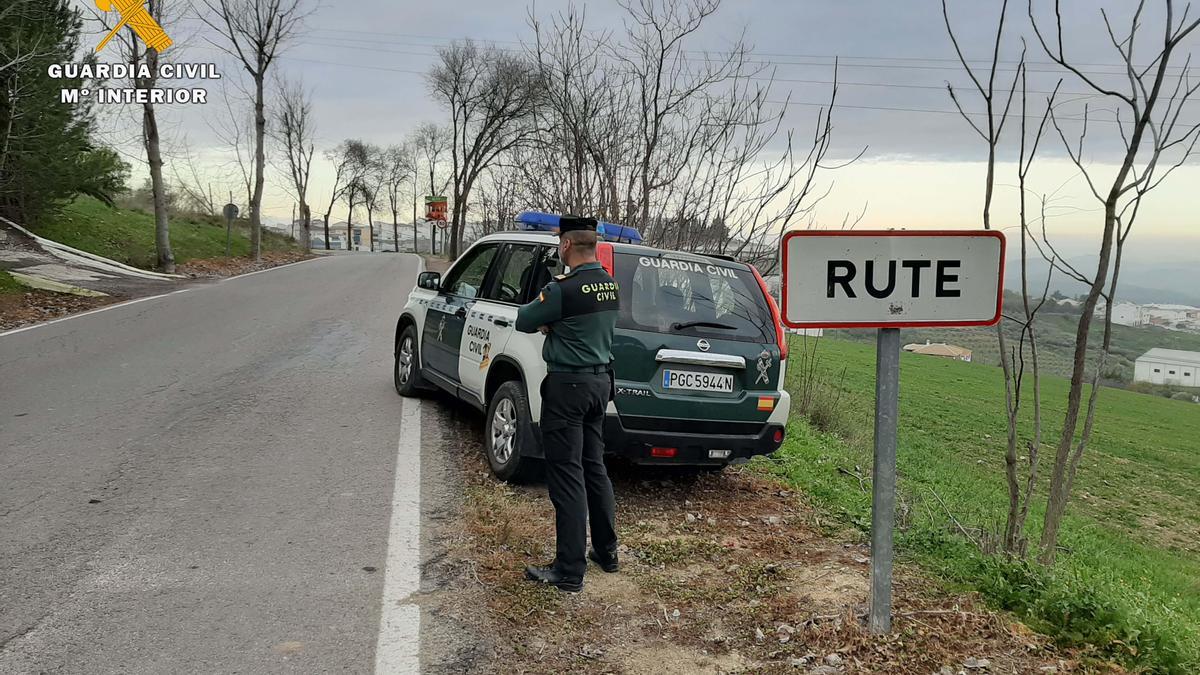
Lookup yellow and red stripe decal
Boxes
[757,396,775,411]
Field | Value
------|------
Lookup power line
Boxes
[294,36,1104,98]
[271,54,1162,126]
[302,25,1199,75]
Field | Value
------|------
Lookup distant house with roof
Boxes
[903,340,973,362]
[1135,348,1200,387]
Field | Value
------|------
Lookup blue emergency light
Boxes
[514,211,643,243]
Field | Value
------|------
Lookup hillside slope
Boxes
[828,313,1200,383]
[35,197,298,269]
[772,337,1200,670]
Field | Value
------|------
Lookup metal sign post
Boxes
[222,201,239,257]
[870,327,900,634]
[779,230,1006,635]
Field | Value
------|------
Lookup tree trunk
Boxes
[367,209,375,252]
[1038,202,1117,564]
[346,199,355,251]
[301,203,310,250]
[323,213,330,250]
[143,48,173,273]
[250,72,267,261]
[393,212,399,253]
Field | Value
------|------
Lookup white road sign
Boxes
[781,230,1005,328]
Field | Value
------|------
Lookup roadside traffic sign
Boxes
[779,228,1005,635]
[781,230,1005,328]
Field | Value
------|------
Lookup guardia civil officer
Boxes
[515,215,620,593]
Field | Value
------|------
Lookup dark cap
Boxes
[558,215,598,235]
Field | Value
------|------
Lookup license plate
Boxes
[662,369,734,392]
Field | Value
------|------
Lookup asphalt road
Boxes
[0,254,447,674]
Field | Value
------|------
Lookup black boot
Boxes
[588,548,619,573]
[524,565,583,593]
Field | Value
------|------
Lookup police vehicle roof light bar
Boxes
[514,211,643,244]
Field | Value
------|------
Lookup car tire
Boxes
[394,324,426,397]
[485,380,539,483]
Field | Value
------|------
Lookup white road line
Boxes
[219,255,322,281]
[0,288,192,338]
[375,398,423,674]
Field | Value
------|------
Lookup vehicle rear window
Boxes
[613,253,774,344]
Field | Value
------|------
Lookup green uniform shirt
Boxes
[516,261,620,371]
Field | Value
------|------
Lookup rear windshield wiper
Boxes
[671,320,738,331]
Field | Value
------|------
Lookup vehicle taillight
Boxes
[773,429,785,444]
[750,264,787,360]
[598,243,615,276]
[650,446,677,458]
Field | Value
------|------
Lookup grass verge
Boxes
[0,270,24,294]
[33,196,298,269]
[768,337,1200,672]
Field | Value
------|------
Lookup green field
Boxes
[828,309,1200,383]
[767,337,1200,671]
[33,197,297,269]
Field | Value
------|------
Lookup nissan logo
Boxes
[696,339,711,352]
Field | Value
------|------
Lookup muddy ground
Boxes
[418,396,1117,674]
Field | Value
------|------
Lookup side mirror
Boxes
[417,271,441,291]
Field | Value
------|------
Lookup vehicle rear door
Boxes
[422,243,501,383]
[609,252,783,424]
[458,243,542,400]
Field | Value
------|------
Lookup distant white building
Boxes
[1095,302,1200,332]
[1108,301,1144,327]
[1134,348,1200,387]
[903,340,973,362]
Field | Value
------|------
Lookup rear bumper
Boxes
[601,415,784,465]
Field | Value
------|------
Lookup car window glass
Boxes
[615,253,773,343]
[526,247,561,299]
[442,245,498,299]
[487,245,538,303]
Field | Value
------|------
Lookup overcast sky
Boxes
[79,0,1200,263]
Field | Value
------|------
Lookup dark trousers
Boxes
[540,372,618,577]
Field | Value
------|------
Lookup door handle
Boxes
[493,319,510,328]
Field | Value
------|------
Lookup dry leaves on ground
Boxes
[177,251,313,278]
[447,448,1118,674]
[0,290,118,331]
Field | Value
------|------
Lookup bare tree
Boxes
[517,0,857,267]
[96,0,175,271]
[360,143,384,252]
[382,144,417,252]
[338,140,370,250]
[475,162,526,237]
[319,140,361,250]
[209,83,255,212]
[172,140,220,217]
[1028,0,1200,564]
[199,0,308,260]
[408,122,450,254]
[273,77,315,249]
[428,40,540,258]
[614,0,757,233]
[942,0,1028,554]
